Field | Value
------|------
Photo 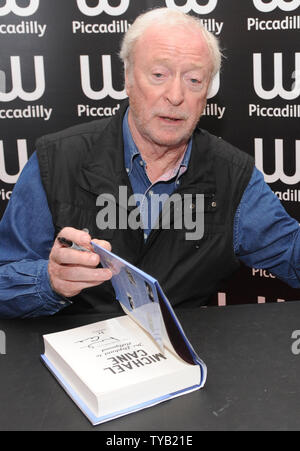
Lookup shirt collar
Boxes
[123,107,192,176]
[123,107,140,175]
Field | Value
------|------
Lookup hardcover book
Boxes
[41,243,207,425]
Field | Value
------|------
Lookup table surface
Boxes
[0,301,300,431]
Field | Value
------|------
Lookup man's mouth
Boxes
[159,116,183,122]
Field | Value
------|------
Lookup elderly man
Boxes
[0,8,299,318]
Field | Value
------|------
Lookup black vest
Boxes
[36,102,254,314]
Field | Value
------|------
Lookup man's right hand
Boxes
[48,227,112,298]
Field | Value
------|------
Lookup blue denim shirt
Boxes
[122,108,192,240]
[0,119,300,317]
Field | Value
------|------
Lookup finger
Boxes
[55,264,112,283]
[92,239,112,252]
[57,227,92,249]
[51,246,100,266]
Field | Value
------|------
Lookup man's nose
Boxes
[165,76,184,106]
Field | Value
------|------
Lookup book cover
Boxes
[41,244,207,425]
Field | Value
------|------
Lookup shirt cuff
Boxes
[36,260,72,315]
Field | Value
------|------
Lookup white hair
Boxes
[119,7,222,78]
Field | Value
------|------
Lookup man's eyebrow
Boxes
[150,59,205,71]
[149,58,170,65]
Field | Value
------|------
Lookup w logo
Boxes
[292,70,300,91]
[0,56,45,102]
[165,0,218,14]
[0,0,39,16]
[0,139,29,184]
[255,138,300,185]
[253,0,300,12]
[253,53,300,100]
[77,0,130,16]
[80,55,127,100]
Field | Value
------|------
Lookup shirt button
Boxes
[139,160,144,166]
[149,190,154,196]
[126,168,129,173]
[211,201,217,208]
[144,233,148,240]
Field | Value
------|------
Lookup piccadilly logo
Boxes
[0,139,28,184]
[255,138,300,185]
[77,0,130,16]
[0,0,46,37]
[80,54,127,100]
[0,56,45,102]
[253,53,300,100]
[0,0,39,16]
[165,0,218,14]
[0,57,52,121]
[253,0,300,12]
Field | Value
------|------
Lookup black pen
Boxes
[57,236,92,253]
